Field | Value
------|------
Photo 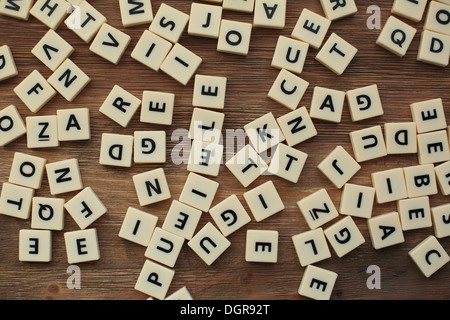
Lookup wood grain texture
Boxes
[0,0,449,300]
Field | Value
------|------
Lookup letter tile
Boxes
[31,197,65,231]
[397,196,432,231]
[423,1,450,36]
[165,287,193,300]
[188,107,225,143]
[245,229,278,263]
[119,207,158,247]
[339,183,375,219]
[46,158,83,195]
[209,194,251,237]
[26,115,59,149]
[408,235,449,277]
[47,58,91,102]
[435,160,450,195]
[188,2,222,38]
[417,30,450,67]
[297,188,339,229]
[298,265,337,300]
[31,29,74,72]
[277,106,317,147]
[0,182,34,219]
[309,86,346,123]
[140,91,175,125]
[376,15,417,57]
[64,187,107,229]
[291,8,331,49]
[319,0,357,21]
[317,145,361,189]
[135,259,175,300]
[243,180,285,222]
[267,69,309,110]
[417,130,450,165]
[384,122,417,154]
[324,216,365,257]
[131,30,173,72]
[19,229,51,262]
[223,0,255,12]
[271,36,309,74]
[410,98,447,134]
[99,133,134,167]
[431,203,450,238]
[225,144,268,187]
[371,168,408,203]
[346,84,384,122]
[367,211,405,249]
[315,33,357,75]
[14,70,56,113]
[0,105,26,147]
[192,75,227,110]
[187,222,231,266]
[64,1,107,43]
[9,152,46,189]
[179,172,219,212]
[0,0,34,20]
[99,85,141,128]
[160,43,202,86]
[89,23,131,65]
[244,112,285,153]
[267,143,308,183]
[64,228,100,264]
[57,107,91,141]
[145,227,184,268]
[132,168,171,206]
[292,228,331,266]
[253,0,286,29]
[0,45,18,81]
[187,140,223,177]
[217,19,252,56]
[29,0,70,30]
[119,0,153,27]
[349,125,387,162]
[162,200,202,240]
[391,0,428,22]
[134,131,166,164]
[403,164,438,198]
[149,3,189,43]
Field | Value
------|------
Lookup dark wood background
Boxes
[0,0,449,300]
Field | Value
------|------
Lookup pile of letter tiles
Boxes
[0,0,449,300]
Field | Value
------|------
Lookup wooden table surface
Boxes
[0,0,449,300]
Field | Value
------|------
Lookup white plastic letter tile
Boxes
[368,211,405,249]
[187,222,231,266]
[397,196,432,231]
[162,200,202,240]
[14,70,56,113]
[431,203,450,238]
[0,45,18,81]
[47,58,91,102]
[292,228,331,266]
[410,98,447,134]
[188,107,225,143]
[209,194,251,237]
[268,69,309,110]
[376,15,417,57]
[408,235,449,277]
[0,182,34,219]
[192,75,227,110]
[277,106,317,147]
[297,188,339,229]
[64,187,107,230]
[64,1,107,43]
[26,115,59,149]
[145,227,185,268]
[253,0,286,29]
[417,30,450,67]
[217,19,252,56]
[119,207,158,247]
[9,152,47,189]
[271,36,309,74]
[417,130,450,165]
[31,29,74,71]
[423,1,450,36]
[187,140,223,177]
[243,180,285,222]
[31,197,65,231]
[0,0,34,20]
[188,2,222,38]
[324,216,365,258]
[298,265,337,300]
[29,0,70,30]
[99,85,141,128]
[309,86,346,123]
[160,43,202,86]
[89,23,131,65]
[46,158,83,195]
[64,228,100,264]
[349,125,387,162]
[391,0,428,22]
[244,112,285,153]
[371,168,408,204]
[134,259,175,300]
[268,143,308,183]
[223,0,255,13]
[132,168,171,206]
[57,107,91,141]
[346,84,384,122]
[291,9,331,49]
[19,229,51,262]
[245,229,278,263]
[131,30,173,72]
[384,122,417,154]
[435,160,450,195]
[319,0,357,21]
[0,105,26,146]
[134,131,166,164]
[119,0,153,27]
[315,33,357,75]
[403,164,438,198]
[99,133,134,168]
[339,183,375,219]
[225,144,268,187]
[140,91,175,126]
[149,3,189,43]
[179,172,219,212]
